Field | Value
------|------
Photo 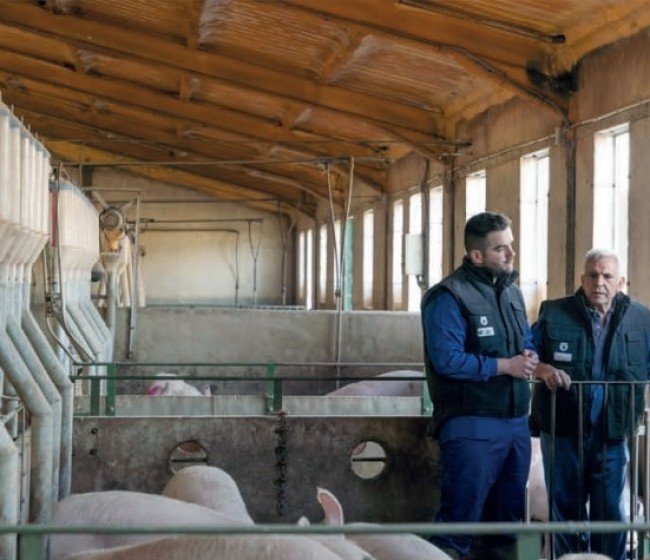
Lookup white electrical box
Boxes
[404,233,423,275]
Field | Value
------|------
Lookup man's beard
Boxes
[485,262,513,280]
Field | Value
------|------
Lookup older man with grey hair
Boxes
[530,248,650,560]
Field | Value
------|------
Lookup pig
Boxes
[527,437,550,557]
[527,437,643,559]
[161,465,254,524]
[326,370,424,397]
[527,437,549,523]
[313,487,453,560]
[558,552,612,560]
[49,490,249,560]
[65,534,349,560]
[164,474,373,560]
[325,371,425,469]
[145,373,210,397]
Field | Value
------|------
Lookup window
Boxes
[298,230,306,303]
[428,185,443,287]
[465,170,486,221]
[407,193,422,312]
[362,209,374,308]
[318,224,328,305]
[519,150,549,318]
[391,200,404,309]
[333,218,342,302]
[298,229,313,309]
[593,124,629,279]
[304,228,313,309]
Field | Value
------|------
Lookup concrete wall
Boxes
[113,306,423,385]
[82,169,294,307]
[71,415,439,524]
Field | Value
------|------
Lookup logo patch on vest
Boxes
[554,341,572,362]
[476,315,494,337]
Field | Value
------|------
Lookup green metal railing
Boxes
[6,519,650,560]
[70,361,431,417]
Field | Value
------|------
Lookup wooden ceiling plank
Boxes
[0,21,462,157]
[3,79,390,190]
[48,139,316,216]
[0,50,394,164]
[274,0,546,68]
[0,0,440,135]
[19,104,339,203]
[275,0,570,123]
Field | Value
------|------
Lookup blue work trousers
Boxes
[540,431,628,560]
[430,416,531,558]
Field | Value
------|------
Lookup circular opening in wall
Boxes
[350,440,386,480]
[168,440,208,473]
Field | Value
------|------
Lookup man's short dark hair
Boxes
[464,212,511,252]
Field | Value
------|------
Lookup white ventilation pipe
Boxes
[14,140,74,500]
[0,111,54,523]
[57,185,104,359]
[0,104,19,559]
[75,198,112,360]
[6,129,63,502]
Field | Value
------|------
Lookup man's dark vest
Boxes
[421,259,531,436]
[530,290,650,440]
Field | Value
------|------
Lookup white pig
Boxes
[314,487,453,560]
[528,437,643,559]
[145,373,210,397]
[162,465,254,524]
[557,555,613,560]
[49,490,248,560]
[65,534,348,560]
[527,437,548,523]
[326,370,424,397]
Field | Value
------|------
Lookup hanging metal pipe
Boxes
[101,252,122,345]
[20,287,73,499]
[0,421,19,560]
[0,282,54,523]
[6,314,61,502]
[6,231,62,504]
[127,193,141,359]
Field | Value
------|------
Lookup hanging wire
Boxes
[44,165,93,362]
[329,157,355,383]
[276,201,288,307]
[325,163,342,304]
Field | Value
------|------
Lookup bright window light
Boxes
[593,124,629,280]
[519,150,549,319]
[304,228,313,309]
[392,200,404,309]
[466,170,486,221]
[407,192,422,312]
[318,224,328,305]
[428,185,443,287]
[362,209,374,308]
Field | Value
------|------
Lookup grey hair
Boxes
[584,248,619,265]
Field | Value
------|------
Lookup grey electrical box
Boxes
[404,233,423,275]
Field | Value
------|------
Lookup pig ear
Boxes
[317,487,344,525]
[297,516,310,527]
[146,384,164,396]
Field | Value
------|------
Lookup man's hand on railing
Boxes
[534,363,571,391]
